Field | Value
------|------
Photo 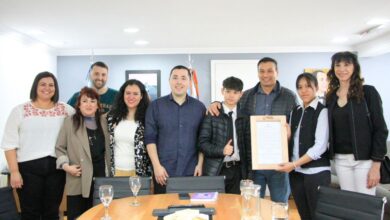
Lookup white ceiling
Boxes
[1,0,390,56]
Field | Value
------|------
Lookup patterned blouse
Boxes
[106,113,152,177]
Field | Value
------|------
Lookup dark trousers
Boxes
[289,170,331,220]
[219,162,241,194]
[152,175,167,194]
[66,195,93,220]
[17,156,65,220]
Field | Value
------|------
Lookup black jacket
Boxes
[198,106,251,178]
[327,85,388,161]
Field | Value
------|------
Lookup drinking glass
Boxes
[129,176,141,206]
[241,183,261,220]
[271,202,288,220]
[240,179,254,208]
[240,179,254,198]
[99,185,113,220]
[240,180,254,190]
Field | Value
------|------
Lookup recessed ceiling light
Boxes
[357,24,386,37]
[27,29,45,36]
[123,28,139,33]
[332,37,348,43]
[367,18,390,25]
[134,40,149,45]
[377,24,386,29]
[47,40,66,47]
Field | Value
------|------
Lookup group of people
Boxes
[1,51,388,220]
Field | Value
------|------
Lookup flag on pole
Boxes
[189,69,200,99]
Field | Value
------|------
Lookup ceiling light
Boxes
[377,24,386,29]
[134,40,149,45]
[367,18,390,25]
[123,28,139,33]
[27,29,45,36]
[332,37,348,43]
[357,24,386,37]
[47,40,66,47]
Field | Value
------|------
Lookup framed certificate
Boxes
[250,115,289,170]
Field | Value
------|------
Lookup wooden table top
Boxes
[78,193,272,220]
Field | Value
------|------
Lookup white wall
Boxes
[361,53,390,138]
[0,27,57,171]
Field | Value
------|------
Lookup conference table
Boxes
[78,193,272,219]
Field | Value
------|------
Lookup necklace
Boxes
[87,129,97,146]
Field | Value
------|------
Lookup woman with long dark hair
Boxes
[326,51,388,195]
[106,79,151,177]
[1,71,74,219]
[56,87,110,220]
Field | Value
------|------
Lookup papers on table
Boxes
[190,192,218,202]
[163,209,209,220]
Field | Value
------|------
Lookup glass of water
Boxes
[240,179,254,209]
[99,185,113,220]
[240,180,254,191]
[129,176,141,206]
[271,202,288,220]
[241,183,261,220]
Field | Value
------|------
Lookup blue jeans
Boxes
[253,170,290,202]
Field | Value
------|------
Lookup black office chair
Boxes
[315,186,388,220]
[166,176,225,194]
[92,176,152,206]
[0,186,20,220]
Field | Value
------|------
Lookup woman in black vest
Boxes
[326,51,388,195]
[278,73,331,220]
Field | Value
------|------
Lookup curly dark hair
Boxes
[326,51,364,101]
[109,79,150,124]
[72,87,102,132]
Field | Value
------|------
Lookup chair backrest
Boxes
[166,176,225,194]
[315,186,387,220]
[92,177,152,206]
[0,187,20,220]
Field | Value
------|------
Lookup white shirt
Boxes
[222,103,240,162]
[1,101,74,162]
[114,120,137,170]
[291,97,330,174]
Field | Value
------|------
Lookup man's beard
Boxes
[92,80,105,89]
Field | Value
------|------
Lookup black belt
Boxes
[223,160,240,168]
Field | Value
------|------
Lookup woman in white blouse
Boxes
[106,79,152,177]
[1,72,74,219]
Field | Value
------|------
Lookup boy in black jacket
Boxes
[198,77,251,194]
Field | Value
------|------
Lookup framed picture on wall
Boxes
[304,68,329,103]
[126,70,161,101]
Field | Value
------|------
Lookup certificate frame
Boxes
[250,115,289,170]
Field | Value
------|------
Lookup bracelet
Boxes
[292,161,297,169]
